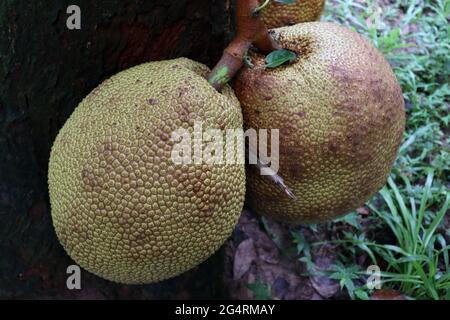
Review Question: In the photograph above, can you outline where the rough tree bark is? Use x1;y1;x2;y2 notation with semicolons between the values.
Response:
0;0;236;299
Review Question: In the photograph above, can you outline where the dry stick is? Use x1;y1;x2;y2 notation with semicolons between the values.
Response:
207;0;298;201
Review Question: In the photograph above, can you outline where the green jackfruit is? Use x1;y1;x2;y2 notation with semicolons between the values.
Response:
261;0;325;29
49;58;245;284
234;22;405;224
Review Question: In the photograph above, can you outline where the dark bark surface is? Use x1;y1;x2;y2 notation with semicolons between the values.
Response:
0;0;234;299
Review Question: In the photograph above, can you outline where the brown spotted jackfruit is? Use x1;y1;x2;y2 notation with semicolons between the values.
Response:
234;23;405;224
48;58;245;284
260;0;325;29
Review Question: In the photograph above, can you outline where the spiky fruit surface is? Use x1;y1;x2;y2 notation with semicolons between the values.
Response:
48;58;245;284
260;0;325;29
234;22;405;224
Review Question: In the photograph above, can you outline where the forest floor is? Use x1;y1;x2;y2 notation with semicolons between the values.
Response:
225;0;449;300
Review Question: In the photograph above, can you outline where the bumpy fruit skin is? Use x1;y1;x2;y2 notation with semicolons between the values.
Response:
48;58;245;284
260;0;325;29
234;23;405;224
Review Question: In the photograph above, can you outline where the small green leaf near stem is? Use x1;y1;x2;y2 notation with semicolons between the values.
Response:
265;49;297;68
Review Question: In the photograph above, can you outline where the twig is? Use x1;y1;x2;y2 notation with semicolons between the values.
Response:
246;145;298;201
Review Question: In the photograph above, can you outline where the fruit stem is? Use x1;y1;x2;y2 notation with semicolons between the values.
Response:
207;0;297;201
207;0;280;91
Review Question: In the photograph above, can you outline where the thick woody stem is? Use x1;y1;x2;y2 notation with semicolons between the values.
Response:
207;0;297;201
208;0;280;91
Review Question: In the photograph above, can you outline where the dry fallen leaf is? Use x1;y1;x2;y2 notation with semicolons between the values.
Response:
310;246;340;298
371;289;408;300
225;210;315;300
233;238;257;280
356;207;370;216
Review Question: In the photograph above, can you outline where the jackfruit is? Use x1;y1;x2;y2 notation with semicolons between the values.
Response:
234;22;405;224
48;58;246;284
260;0;325;29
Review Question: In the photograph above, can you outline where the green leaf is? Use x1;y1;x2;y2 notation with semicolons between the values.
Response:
265;50;297;69
355;289;370;300
423;193;449;249
246;280;272;300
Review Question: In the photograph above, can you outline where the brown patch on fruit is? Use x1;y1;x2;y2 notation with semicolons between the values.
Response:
280;35;315;62
281;149;305;180
284;164;304;180
159;130;171;142
295;111;306;118
328;141;339;154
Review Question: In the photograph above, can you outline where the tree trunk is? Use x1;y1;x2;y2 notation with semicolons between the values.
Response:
0;0;235;299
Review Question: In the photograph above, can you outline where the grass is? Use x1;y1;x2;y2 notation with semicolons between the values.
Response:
283;0;449;300
305;174;449;300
